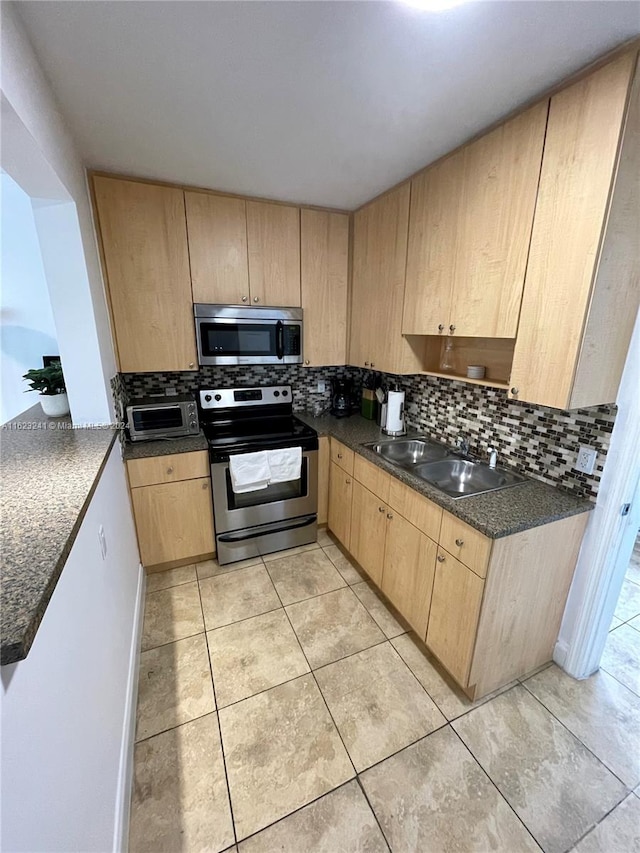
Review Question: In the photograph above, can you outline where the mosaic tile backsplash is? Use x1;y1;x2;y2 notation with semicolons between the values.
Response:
112;366;615;501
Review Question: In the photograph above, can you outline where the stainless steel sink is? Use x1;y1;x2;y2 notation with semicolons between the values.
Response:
413;458;528;499
365;438;450;468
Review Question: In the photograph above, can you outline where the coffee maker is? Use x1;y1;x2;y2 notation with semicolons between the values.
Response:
330;377;353;418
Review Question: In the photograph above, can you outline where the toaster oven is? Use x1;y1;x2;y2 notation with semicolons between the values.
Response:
126;395;199;442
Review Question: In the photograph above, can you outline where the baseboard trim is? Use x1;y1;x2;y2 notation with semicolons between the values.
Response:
113;562;145;853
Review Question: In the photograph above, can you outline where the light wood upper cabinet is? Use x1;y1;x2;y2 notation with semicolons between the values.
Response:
510;53;639;409
185;192;249;304
246;201;301;307
301;209;349;366
93;177;197;373
350;184;423;374
403;103;547;339
381;514;437;639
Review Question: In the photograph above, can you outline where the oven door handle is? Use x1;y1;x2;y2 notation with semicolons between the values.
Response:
276;320;284;360
217;515;316;542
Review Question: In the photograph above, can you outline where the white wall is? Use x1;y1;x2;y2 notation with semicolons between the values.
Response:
0;2;116;423
0;172;59;423
1;444;143;853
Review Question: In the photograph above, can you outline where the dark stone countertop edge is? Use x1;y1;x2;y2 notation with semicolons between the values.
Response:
121;432;209;461
296;412;593;539
1;430;118;666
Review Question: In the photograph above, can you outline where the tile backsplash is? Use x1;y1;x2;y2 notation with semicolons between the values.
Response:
112;366;615;501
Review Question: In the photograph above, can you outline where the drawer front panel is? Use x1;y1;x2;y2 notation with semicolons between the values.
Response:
440;512;491;578
127;450;209;488
387;477;443;542
353;454;391;503
330;439;354;475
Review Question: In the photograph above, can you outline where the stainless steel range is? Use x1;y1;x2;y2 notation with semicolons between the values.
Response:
199;385;318;564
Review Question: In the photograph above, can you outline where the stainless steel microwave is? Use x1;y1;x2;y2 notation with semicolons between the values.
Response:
126;395;199;441
194;304;303;366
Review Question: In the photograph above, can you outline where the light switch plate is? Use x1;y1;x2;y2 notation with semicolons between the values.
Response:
575;446;597;475
317;381;326;393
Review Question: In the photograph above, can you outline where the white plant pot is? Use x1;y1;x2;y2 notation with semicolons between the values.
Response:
40;392;70;418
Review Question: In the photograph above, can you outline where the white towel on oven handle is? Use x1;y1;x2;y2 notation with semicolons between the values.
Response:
229;451;271;493
267;446;303;484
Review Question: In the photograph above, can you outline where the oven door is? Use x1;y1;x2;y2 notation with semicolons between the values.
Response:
211;449;318;533
196;317;302;366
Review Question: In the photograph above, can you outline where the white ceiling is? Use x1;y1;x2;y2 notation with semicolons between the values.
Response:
15;0;640;209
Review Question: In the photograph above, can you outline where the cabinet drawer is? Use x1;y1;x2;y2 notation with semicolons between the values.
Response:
387;478;442;542
131;477;215;567
439;512;491;578
127;450;209;488
353;454;390;502
330;439;354;475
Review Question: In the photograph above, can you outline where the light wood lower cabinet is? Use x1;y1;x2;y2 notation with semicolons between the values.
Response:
130;477;215;568
350;481;387;585
327;441;589;699
328;461;353;549
317;437;330;526
381;513;437;639
426;548;484;686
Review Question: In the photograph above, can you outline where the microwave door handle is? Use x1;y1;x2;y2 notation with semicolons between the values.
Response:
276;320;284;360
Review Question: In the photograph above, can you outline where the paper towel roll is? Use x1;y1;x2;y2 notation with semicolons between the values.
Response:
386;390;405;434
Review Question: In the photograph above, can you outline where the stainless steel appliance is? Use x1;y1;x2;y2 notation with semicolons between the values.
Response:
200;385;318;564
126;395;199;441
194;304;303;366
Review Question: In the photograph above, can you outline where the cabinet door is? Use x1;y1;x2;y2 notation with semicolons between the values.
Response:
403;153;461;336
301;209;349;366
350;185;422;374
246;201;300;307
509;54;635;409
350;481;387;585
328;461;353;549
93;177;197;373
317;436;330;526
131;477;215;567
426;548;484;686
381;514;437;639
450;102;547;338
185;192;249;304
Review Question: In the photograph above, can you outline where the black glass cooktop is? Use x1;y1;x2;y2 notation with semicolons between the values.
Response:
203;415;318;460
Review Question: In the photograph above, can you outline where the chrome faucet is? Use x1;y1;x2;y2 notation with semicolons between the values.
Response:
488;446;498;469
457;437;470;458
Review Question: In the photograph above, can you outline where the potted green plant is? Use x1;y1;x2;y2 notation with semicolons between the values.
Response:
23;361;70;417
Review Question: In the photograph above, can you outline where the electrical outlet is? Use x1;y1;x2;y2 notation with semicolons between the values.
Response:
575;446;597;475
317;381;326;393
98;525;107;560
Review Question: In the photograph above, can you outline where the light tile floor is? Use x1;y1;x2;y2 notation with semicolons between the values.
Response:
130;534;640;853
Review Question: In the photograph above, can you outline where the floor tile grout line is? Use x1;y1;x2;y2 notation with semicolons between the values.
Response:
568;792;639;852
354;776;392;853
140;627;207;654
201;601;284;634
448;726;544;852
134;707;220;746
196;579;240;849
519;679;635;793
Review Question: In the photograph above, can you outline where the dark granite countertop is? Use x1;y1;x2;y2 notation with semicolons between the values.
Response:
1;404;117;665
122;432;208;461
297;412;593;539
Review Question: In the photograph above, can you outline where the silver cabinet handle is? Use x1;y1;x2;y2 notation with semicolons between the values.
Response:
166;466;174;474
202;481;208;490
438;324;445;332
305;359;310;365
345;478;351;484
371;363;375;368
455;538;464;547
449;324;456;333
437;554;445;563
337;453;342;459
511;387;519;395
188;362;195;369
253;296;259;303
241;295;248;303
378;506;385;513
387;513;393;520
364;361;370;367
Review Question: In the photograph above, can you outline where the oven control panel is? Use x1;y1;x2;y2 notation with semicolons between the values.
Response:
199;386;292;409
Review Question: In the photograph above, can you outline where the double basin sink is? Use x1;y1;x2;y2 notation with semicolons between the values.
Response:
364;437;528;499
